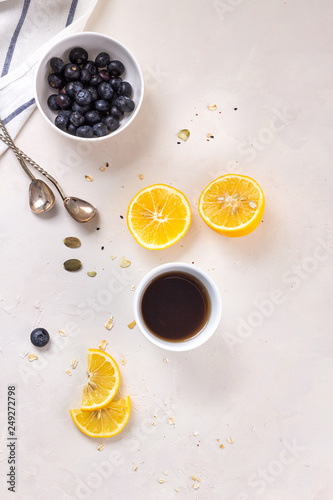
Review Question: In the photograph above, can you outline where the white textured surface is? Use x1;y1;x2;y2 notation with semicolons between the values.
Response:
1;1;333;499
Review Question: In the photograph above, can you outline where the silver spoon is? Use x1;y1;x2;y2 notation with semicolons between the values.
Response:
0;133;98;223
0;119;55;214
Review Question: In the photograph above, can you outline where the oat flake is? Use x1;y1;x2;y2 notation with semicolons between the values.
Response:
97;443;105;451
28;354;38;362
127;320;136;329
99;340;108;350
59;330;67;337
105;317;114;330
65;369;72;376
120;256;131;268
85;175;93;182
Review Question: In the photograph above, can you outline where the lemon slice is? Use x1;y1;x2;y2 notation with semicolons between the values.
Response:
70;396;131;438
81;349;121;411
127;184;192;250
198;174;265;237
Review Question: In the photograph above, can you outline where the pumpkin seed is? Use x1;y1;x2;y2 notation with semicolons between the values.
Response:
63;259;82;272
178;129;190;141
63;236;81;248
87;271;97;277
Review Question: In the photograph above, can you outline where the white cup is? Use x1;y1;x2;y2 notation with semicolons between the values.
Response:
133;262;222;351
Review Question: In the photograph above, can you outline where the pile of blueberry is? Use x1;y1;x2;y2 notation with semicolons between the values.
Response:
47;47;135;138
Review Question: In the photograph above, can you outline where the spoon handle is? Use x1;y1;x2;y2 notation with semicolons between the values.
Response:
0;119;36;182
0;133;66;200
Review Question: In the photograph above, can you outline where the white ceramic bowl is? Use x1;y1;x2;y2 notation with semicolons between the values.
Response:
34;31;144;142
133;263;222;352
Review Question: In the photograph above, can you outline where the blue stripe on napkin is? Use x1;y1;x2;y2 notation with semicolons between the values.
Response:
66;0;79;26
1;0;31;77
3;98;36;125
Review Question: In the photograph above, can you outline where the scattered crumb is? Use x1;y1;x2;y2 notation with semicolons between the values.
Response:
71;358;78;369
133;466;138;471
28;354;38;362
85;175;93;182
87;271;97;277
208;103;217;111
100;167;106;172
59;330;67;337
120;256;131;268
111;255;117;260
193;483;200;490
252;426;256;432
106;162;109;167
19;352;29;359
65;369;72;376
158;478;165;484
168;417;174;425
139;174;144;180
105;317;114;330
152;422;157;426
191;475;197;481
175;488;179;493
219;444;225;449
197;477;201;483
99;340;108;350
178;129;190;141
193;431;198;436
130;285;136;291
164;470;168;476
127;320;136;329
121;357;126;365
97;443;105;451
163;358;168;363
227;437;234;444
207;132;214;138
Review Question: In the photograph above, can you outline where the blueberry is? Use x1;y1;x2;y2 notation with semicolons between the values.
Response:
55;114;68;130
118;81;132;97
30;328;50;347
94;99;111;113
89;74;103;87
109;105;124;120
86;86;99;102
69;47;88;65
66;80;84;99
64;63;81;81
47;94;60;111
98;82;113;100
50;57;65;74
55;93;72;109
48;73;64;89
95;52;110;68
80;69;91;84
58;109;72;120
113;96;135;112
98;70;110;82
72;102;91;114
85;110;102;125
76;125;94;138
110;76;122;92
93;122;109;137
67;123;77;135
82;60;97;75
107;60;125;77
69;111;85;127
103;115;120;132
75;89;92;106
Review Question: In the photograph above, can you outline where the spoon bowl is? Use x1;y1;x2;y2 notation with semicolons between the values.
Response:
64;197;97;223
29;179;55;214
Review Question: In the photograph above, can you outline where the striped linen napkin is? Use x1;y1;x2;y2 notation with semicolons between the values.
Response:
0;0;98;155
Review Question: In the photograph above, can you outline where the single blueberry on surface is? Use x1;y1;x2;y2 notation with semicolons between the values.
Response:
75;89;92;106
30;328;50;347
64;63;81;81
103;115;120;132
107;60;125;77
95;52;111;68
118;81;132;97
47;94;60;111
69;47;88;65
76;125;94;138
98;82;113;100
50;57;65;74
93;122;109;137
48;73;64;89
